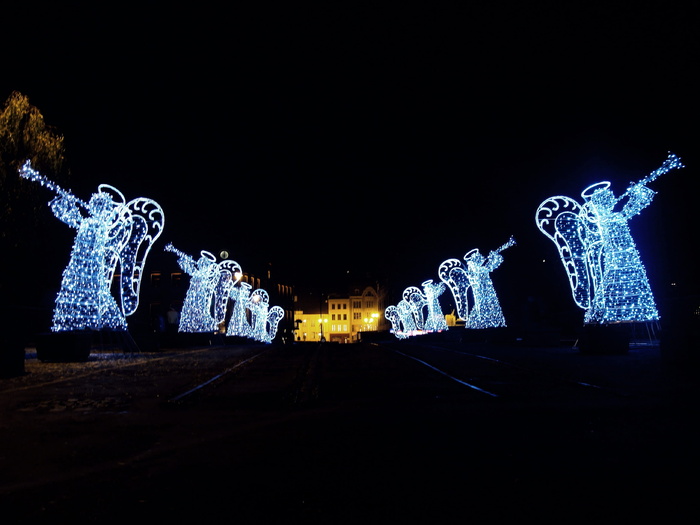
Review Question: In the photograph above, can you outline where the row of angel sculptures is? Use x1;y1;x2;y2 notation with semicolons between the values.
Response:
385;151;684;339
385;237;515;339
20;150;684;343
18;160;283;344
164;244;284;343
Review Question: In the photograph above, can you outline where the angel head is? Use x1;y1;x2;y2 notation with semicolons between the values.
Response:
582;182;616;214
197;250;217;268
464;248;484;266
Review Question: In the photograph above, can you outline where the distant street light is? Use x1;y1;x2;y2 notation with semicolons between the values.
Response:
319;317;327;341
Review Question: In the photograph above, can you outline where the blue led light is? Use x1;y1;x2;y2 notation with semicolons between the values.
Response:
536;152;684;324
20;161;164;332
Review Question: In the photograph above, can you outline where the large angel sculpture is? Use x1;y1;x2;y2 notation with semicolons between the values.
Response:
535;152;683;324
20;161;164;332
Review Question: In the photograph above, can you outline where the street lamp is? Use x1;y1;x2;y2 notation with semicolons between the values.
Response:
319;317;327;342
364;313;379;331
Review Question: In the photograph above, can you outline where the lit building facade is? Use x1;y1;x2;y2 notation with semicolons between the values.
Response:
294;286;385;343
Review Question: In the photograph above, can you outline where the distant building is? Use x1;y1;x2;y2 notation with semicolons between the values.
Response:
294;285;387;343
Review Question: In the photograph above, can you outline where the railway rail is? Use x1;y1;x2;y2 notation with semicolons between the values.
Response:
2;336;692;524
2;336;670;417
370;338;642;405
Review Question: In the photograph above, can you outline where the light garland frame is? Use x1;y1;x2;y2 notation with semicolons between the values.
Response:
535;153;684;324
20;161;164;332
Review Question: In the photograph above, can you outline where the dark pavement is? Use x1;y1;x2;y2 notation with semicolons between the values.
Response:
1;333;698;524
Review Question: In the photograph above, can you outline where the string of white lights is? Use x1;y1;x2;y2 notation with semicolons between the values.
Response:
439;237;515;330
20;161;164;332
385;282;450;339
22;151;684;341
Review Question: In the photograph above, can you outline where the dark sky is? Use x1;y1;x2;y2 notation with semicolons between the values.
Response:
3;3;698;307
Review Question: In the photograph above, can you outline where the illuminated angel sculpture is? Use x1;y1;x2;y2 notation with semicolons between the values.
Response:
384;305;408;339
247;289;285;343
535;152;684;324
385;300;418;339
439;237;515;329
227;281;253;338
19;161;164;332
165;244;235;333
224;284;283;343
421;280;449;332
403;286;426;331
385;283;448;339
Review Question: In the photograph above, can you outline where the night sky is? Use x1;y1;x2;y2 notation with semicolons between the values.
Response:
3;4;698;313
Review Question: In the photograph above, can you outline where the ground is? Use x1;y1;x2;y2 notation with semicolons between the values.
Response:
1;335;698;524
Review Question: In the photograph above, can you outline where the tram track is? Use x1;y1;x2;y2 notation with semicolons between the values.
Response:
167;347;271;404
162;342;329;409
373;339;631;403
2;337;657;417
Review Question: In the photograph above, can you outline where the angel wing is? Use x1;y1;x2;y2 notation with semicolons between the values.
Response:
266;305;285;342
535;196;593;310
438;258;471;321
402;286;426;330
212;260;242;323
119;198;165;316
104;205;133;291
385;305;407;339
397;300;418;334
249;288;270;306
